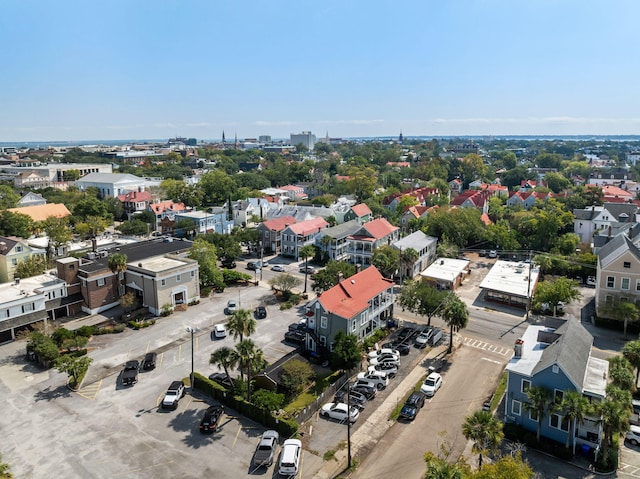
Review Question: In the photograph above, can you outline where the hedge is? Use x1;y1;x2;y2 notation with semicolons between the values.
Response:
192;372;298;438
503;423;572;460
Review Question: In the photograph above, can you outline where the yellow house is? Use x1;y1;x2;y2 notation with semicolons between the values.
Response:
0;236;46;283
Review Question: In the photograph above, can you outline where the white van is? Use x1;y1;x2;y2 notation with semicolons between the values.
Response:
278;439;302;476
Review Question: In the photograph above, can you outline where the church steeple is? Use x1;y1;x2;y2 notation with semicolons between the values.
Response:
399;131;404;144
234;132;238;149
222;131;226;146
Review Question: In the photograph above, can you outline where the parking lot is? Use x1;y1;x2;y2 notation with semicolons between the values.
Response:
0;283;326;478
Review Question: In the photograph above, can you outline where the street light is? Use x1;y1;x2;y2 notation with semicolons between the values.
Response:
186;325;199;388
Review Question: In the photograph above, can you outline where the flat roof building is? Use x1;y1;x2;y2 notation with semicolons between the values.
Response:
419;257;470;290
479;260;540;308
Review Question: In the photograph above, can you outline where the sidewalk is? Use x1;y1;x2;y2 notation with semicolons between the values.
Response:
312;334;464;479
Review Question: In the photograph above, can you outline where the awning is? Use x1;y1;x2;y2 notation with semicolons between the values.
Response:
126;282;143;291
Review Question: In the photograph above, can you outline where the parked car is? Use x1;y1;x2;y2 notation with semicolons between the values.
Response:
284;330;306;344
320;402;360;423
271;265;286;272
199;405;223;433
254;306;267;319
225;299;238;314
299;265;317;274
420;372;443;397
368;348;400;359
399;392;426;420
247;261;263;271
397;326;418;341
540;301;565;315
369;354;400;366
357;371;388;390
278;439;302;476
162;380;186;409
213;324;227;339
221;260;236;269
382;342;411;355
334;389;367;410
122;360;140;386
369;362;398;378
288;322;306;332
253;430;279;468
142;352;157;371
488;250;498;258
208;372;234;389
586;276;597;287
627;425;640;446
414;329;433;349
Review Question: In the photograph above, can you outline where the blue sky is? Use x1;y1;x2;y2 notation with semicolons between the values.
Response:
1;0;639;142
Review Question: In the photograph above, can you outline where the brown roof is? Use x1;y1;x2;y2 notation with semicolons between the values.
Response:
8;203;71;222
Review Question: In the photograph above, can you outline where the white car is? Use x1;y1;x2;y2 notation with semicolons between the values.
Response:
368;348;400;359
414;329;433;348
627;425;640;445
271;265;286;272
586;276;596;287
213;324;226;339
420;372;443;396
369;362;398;378
226;299;238;314
320;402;360;423
357;371;388;390
369;354;400;367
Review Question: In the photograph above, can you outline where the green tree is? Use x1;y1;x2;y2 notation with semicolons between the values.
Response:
397;281;447;326
116;219;149;236
188;237;223;289
608;355;636;391
605;300;639;339
596;397;631;466
73;195;111;220
251;389;285;413
524;385;552;441
533;277;581;316
198;170;237;205
14;254;47;279
440;293;469;353
268;274;302;295
462;410;504;470
205;233;242;264
226;309;257;342
62;169;81;181
0;185;20;209
559;390;590;451
473;452;535;479
107;253;127;298
423;207;485;248
399;247;419;284
74;215;110;240
235;339;266;401
331;331;361;371
54;354;93;387
279;359;314;397
119;291;136;314
209;346;238;390
372;245;400;279
623;340;640;387
40;216;72;259
423;451;468;479
0;453;13;479
0;210;34;238
299;244;316;294
311;260;356;292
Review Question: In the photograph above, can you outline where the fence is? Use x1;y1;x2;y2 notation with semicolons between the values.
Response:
294;367;359;424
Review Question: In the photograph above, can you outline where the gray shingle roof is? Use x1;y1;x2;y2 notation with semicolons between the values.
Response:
532;320;593;390
394;231;437;250
318;220;361;240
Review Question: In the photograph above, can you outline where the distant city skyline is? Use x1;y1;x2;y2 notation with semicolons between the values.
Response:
2;0;639;142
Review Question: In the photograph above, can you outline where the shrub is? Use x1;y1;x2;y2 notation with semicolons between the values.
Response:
128;319;156;330
51;327;74;347
362;328;388;351
75;325;97;338
252;389;286;413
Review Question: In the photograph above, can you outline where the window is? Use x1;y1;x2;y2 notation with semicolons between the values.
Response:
191;271;194;278
15;246;22;252
521;379;531;393
351;319;357;332
605;295;613;305
176;274;181;282
321;316;328;329
606;276;615;288
529;410;539;422
360;312;368;325
550;413;570;431
512;400;522;416
554;389;564;404
68;264;75;270
97;278;105;287
319;336;327;347
21;303;34;313
11;259;17;266
622;278;630;290
161;279;166;286
624;261;631;268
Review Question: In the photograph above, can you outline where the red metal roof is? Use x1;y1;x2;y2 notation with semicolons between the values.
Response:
262;216;297;231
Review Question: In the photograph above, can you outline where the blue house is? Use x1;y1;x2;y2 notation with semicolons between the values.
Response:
504;320;608;456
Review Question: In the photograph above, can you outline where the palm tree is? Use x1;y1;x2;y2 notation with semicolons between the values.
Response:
423;452;466;479
524;385;552;442
596;397;631;464
559;391;590;451
235;339;266;401
226;309;257;342
462;410;504;469
399;247;419;284
319;234;333;261
608;355;636;391
209;346;238;390
299;244;316;294
107;253;128;298
440;293;469;353
623;340;640;387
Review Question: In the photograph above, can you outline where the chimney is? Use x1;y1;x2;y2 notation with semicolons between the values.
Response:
355;264;361;273
608;225;612;238
514;338;524;358
337;272;344;283
629;225;634;239
92;238;97;252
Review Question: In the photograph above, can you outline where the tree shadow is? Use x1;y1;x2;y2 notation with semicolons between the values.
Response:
33;383;72;402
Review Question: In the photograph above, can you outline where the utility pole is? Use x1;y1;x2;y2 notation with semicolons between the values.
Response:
526;250;533;321
186;326;199;388
347;381;352;468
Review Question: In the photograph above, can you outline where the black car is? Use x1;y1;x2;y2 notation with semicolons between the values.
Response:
142;352;157;370
397;327;418;341
351;383;377;400
208;372;234;389
334;389;367;410
284;330;306;344
382;342;410;356
288;322;306;332
399;392;426;420
199;405;224;433
255;306;267;319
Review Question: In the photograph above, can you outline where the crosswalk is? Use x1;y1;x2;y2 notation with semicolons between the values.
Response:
76;379;102;400
462;337;513;357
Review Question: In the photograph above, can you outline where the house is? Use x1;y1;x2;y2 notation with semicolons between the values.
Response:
520;180;546;191
595;184;635;203
174;209;234;236
504;321;608;456
13;171;51;189
314;220;362;262
594;227;640;316
449;178;463;195
117;190;153;219
76;172;159;198
148;200;187;231
420;257;470;290
383;187;441;212
507;191;552;209
347;218;400;268
229;198;269;227
281;217;328;260
279;185;308;202
478;183;509;198
343;203;372;224
257;216;297;255
58;238;198;316
17;192;46;207
450;190;493;214
573;203;639;244
304;266;394;357
8;203;71;222
0;273;72;343
400;205;434;232
0;237;47;283
393;231;438;281
479;260;540;308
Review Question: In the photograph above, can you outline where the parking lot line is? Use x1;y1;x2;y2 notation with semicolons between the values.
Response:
180;396;193;413
158;352;164;369
76;379;102;400
233;423;243;448
145;341;150;353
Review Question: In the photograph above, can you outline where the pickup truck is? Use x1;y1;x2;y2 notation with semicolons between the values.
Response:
253;430;279;468
122;360;139;386
162;380;186;409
